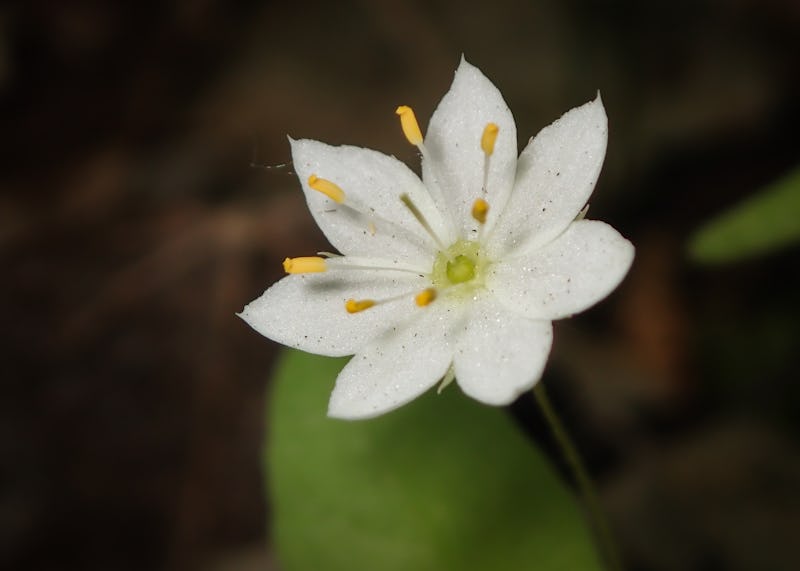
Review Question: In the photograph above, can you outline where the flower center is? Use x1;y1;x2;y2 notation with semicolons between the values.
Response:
446;255;476;284
432;240;488;294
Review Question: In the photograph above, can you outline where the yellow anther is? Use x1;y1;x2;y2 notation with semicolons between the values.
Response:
283;256;327;274
345;298;376;314
395;105;423;146
308;174;345;204
415;288;437;307
481;123;499;155
471;198;489;224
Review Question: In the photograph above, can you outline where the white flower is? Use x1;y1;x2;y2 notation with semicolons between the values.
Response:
240;58;634;420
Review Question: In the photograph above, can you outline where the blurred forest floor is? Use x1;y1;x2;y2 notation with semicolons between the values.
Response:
2;1;800;570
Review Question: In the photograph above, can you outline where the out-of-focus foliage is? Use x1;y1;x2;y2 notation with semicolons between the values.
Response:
689;166;800;264
267;349;601;571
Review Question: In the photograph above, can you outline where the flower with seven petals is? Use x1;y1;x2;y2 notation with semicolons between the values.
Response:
240;58;634;419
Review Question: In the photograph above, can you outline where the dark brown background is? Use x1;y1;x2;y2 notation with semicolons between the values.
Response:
2;1;799;570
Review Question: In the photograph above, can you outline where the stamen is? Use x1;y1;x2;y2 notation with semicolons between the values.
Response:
480;122;499;195
414;288;437;307
283;256;327;274
308;174;346;203
471;198;489;225
400;193;447;250
345;299;375;314
481;123;499;155
575;204;590;221
307;179;445;257
395;106;455;239
344;286;437;316
395;106;423;146
326;255;429;275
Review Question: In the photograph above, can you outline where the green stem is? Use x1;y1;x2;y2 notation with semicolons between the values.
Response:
532;382;624;571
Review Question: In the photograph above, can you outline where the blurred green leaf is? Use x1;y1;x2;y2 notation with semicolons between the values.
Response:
689;166;800;263
267;349;601;571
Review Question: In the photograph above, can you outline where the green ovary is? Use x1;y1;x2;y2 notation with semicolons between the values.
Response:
447;255;476;283
431;240;489;295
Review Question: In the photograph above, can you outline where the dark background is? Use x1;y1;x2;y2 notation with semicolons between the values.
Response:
2;1;799;570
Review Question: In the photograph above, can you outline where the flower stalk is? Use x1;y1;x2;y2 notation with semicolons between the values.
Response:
532;382;624;571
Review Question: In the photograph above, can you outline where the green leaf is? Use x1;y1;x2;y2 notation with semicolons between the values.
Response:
689;166;800;264
267;349;602;571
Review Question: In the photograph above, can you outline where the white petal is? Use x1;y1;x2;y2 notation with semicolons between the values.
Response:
291;138;450;258
422;58;518;239
454;298;552;405
487;95;608;258
239;271;427;357
327;302;462;419
487;220;634;320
